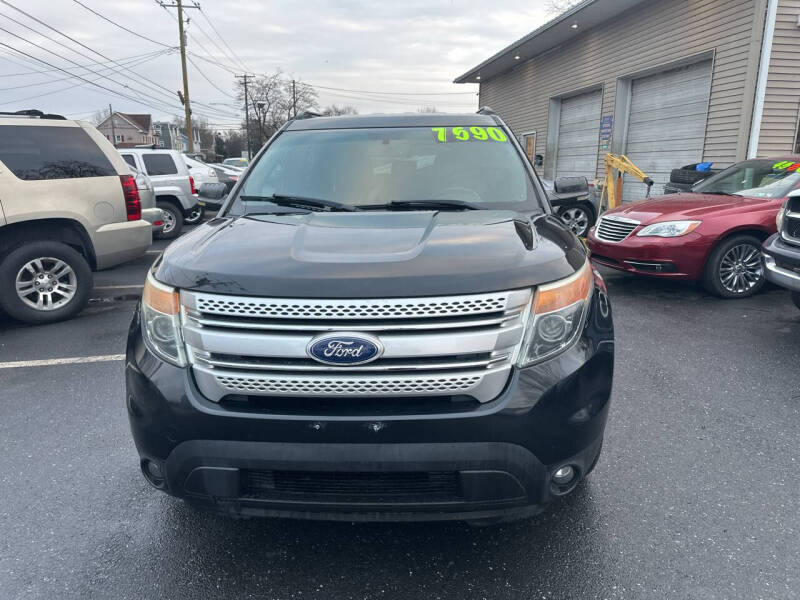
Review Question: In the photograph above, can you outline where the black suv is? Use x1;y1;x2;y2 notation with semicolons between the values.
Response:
126;111;614;522
764;189;800;310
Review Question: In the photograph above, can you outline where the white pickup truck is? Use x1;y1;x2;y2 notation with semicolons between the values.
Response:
119;149;199;239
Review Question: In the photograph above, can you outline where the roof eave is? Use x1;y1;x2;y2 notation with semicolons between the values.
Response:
453;0;596;84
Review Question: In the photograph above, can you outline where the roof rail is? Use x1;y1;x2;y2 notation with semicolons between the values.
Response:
294;110;323;120
476;106;495;116
0;109;66;120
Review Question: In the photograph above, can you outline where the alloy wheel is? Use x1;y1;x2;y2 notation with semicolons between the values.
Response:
718;243;763;294
162;209;176;234
186;206;202;223
15;257;77;311
560;207;590;237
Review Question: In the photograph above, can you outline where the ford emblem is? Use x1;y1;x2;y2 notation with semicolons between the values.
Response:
306;333;384;366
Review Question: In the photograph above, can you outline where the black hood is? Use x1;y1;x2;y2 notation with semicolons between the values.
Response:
155;210;586;298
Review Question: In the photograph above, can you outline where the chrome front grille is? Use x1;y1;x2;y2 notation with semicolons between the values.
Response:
181;289;532;404
782;199;800;246
595;216;640;242
194;293;510;320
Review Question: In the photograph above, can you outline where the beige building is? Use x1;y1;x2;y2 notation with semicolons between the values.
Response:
456;0;800;201
96;113;156;149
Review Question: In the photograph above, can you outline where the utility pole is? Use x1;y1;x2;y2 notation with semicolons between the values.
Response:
236;74;252;160
159;0;199;153
292;79;297;118
108;103;116;148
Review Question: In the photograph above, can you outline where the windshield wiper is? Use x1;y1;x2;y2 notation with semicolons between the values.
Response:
360;199;480;211
238;194;360;212
697;190;741;197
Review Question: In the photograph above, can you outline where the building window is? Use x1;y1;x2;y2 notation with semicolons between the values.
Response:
520;132;537;165
115;134;122;143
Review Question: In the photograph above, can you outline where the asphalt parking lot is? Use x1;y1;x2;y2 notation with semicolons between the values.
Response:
1;221;799;600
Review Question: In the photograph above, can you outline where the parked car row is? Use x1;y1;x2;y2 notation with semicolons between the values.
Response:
0;110;153;324
585;156;800;305
0;109;249;325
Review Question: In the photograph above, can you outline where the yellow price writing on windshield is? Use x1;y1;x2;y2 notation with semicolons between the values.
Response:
431;126;508;143
773;161;800;171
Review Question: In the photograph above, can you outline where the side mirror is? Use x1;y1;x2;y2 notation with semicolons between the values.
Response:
554;176;589;195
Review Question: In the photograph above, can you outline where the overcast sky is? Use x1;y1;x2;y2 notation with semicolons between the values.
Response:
0;0;553;130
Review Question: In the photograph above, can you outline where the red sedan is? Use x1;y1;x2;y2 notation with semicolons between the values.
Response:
587;157;800;298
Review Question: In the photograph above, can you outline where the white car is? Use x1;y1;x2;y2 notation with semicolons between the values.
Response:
182;154;219;187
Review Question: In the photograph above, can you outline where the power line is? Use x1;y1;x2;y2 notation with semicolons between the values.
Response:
0;48;168;78
188;10;249;74
0;50;169;91
0;0;239;119
67;0;242;118
0;3;186;112
196;6;251;73
70;0;174;48
155;1;242;74
0;46;175;107
186;54;236;99
186;51;239;74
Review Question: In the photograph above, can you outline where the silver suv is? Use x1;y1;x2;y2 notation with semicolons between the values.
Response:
0;110;151;324
119;149;198;239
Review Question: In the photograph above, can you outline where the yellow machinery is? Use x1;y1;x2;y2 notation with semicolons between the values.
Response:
600;153;654;211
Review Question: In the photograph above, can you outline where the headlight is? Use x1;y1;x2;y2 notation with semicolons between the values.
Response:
141;272;187;366
636;220;701;237
516;261;593;368
777;204;786;230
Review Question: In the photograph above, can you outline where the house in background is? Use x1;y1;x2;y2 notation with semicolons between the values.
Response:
455;0;800;201
152;122;181;150
152;121;202;153
97;113;156;148
179;127;202;153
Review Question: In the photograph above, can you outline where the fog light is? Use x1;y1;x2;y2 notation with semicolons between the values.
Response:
141;459;165;489
145;460;163;479
552;465;575;485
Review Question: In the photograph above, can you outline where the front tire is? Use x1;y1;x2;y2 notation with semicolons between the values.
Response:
557;204;593;237
184;204;205;225
702;234;765;298
791;291;800;311
156;201;183;239
0;241;92;324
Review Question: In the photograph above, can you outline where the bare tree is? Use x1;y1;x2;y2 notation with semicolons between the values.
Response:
321;104;358;116
544;0;581;15
91;107;111;124
236;70;318;154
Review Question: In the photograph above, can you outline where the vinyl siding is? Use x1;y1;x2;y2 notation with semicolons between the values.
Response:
478;0;766;179
757;0;800;156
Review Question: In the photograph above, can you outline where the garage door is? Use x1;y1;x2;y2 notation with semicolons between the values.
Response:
555;89;602;180
623;60;712;203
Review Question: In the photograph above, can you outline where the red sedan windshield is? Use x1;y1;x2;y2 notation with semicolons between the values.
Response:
693;159;800;199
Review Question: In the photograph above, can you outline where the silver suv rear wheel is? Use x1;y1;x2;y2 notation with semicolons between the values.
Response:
15;257;77;311
0;241;92;324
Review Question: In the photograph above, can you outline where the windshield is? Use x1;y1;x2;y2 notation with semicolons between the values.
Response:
693;159;800;198
228;126;543;214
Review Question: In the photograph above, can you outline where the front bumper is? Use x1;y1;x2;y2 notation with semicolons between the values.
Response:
587;228;707;280
763;234;800;292
125;289;614;521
